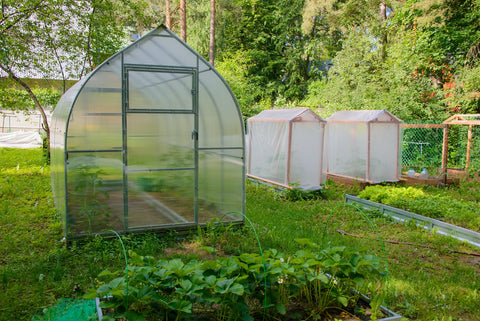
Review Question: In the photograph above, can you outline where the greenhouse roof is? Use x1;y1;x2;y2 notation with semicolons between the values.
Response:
327;110;402;123
248;108;325;122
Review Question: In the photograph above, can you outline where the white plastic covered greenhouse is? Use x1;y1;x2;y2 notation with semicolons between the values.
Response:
51;26;245;239
247;108;326;189
325;110;402;183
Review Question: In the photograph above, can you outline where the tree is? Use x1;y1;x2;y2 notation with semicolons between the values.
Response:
166;0;172;28
218;0;319;105
180;0;186;41
0;0;157;155
209;0;216;66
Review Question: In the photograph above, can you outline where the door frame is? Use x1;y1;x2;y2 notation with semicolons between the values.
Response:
122;64;199;231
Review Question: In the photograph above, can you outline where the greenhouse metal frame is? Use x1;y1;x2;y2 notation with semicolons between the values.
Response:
51;26;245;239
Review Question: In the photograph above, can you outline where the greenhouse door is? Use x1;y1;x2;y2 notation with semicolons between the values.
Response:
123;65;198;230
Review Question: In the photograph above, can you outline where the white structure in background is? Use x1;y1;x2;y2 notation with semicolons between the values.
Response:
247;108;327;190
0;110;52;148
326;110;402;183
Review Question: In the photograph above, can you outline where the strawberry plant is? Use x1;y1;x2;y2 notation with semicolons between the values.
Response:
86;240;386;320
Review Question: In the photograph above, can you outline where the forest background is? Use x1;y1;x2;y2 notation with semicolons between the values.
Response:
1;0;480;133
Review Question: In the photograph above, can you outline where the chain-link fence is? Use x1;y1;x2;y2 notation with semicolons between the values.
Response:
401;122;480;172
447;124;480;170
401;123;444;171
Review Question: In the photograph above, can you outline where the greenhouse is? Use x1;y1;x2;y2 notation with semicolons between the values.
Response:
51;26;245;239
247;108;326;189
325;110;402;183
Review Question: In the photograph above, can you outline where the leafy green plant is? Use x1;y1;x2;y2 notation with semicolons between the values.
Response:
86;240;386;320
72;165;110;235
357;185;480;230
282;184;326;202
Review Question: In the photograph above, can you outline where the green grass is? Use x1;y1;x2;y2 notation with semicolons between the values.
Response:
1;148;479;320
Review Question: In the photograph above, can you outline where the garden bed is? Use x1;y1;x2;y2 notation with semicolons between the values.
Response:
87;241;400;321
96;293;401;321
355;185;480;231
346;194;480;248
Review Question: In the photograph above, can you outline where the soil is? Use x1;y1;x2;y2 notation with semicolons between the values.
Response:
66;187;229;236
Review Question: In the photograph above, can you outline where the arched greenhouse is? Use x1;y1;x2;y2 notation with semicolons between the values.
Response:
51;26;245;239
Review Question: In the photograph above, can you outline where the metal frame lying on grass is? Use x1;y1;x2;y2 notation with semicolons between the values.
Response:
357;292;402;321
345;194;480;248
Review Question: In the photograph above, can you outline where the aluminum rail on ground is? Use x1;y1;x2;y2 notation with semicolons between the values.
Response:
345;194;480;248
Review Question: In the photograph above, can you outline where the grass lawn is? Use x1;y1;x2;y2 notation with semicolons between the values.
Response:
0;148;479;320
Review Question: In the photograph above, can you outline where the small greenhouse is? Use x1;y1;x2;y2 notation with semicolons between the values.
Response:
247;108;326;189
51;26;245;239
325;110;402;183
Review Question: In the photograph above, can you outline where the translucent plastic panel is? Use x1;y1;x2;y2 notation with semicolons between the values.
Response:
326;123;368;179
67;59;122;151
128;71;192;110
52;80;84;141
248;120;288;184
127;170;194;229
370;124;400;182
290;122;325;187
124;35;198;67
126;113;194;171
66;152;124;236
250;108;320;122
198;70;244;148
50;144;66;231
198;149;244;223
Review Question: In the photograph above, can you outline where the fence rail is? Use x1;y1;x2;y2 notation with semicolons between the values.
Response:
0;111;51;134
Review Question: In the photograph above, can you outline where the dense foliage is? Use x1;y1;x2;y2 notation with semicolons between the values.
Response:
3;0;480;124
358;184;480;230
208;0;480;121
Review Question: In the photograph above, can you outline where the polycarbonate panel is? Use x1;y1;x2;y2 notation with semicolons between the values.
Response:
51;77;87;225
198;149;244;223
369;123;400;182
127;170;194;228
248;120;288;184
66;152;124;236
326;122;368;179
50;143;66;229
198;70;243;148
289;122;325;187
52;25;245;238
128;71;193;110
123;34;198;67
66;58;122;151
126;113;194;171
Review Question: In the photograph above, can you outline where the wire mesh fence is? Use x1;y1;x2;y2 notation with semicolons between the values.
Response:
401;123;444;172
401;122;480;172
447;124;480;170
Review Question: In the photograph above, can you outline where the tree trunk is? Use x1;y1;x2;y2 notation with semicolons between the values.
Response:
380;1;387;60
180;0;186;42
209;0;216;66
0;63;51;156
166;0;171;29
